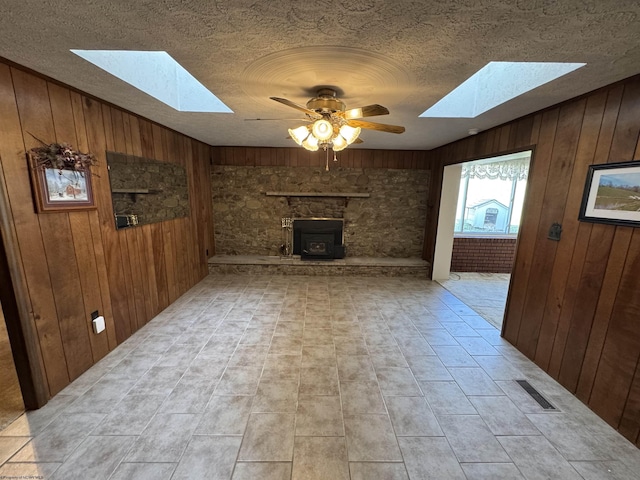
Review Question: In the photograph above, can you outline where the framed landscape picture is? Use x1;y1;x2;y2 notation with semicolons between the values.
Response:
29;154;95;213
579;160;640;227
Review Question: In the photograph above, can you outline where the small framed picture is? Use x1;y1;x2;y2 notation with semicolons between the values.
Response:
28;154;96;213
579;160;640;227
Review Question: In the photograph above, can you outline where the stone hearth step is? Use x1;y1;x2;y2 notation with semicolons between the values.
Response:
208;255;430;277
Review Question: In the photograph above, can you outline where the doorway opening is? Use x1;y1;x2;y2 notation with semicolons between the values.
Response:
432;150;532;329
0;297;24;430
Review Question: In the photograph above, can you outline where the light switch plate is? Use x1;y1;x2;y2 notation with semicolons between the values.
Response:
92;316;105;334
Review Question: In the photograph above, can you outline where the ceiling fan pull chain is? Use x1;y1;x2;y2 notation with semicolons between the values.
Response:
325;149;329;171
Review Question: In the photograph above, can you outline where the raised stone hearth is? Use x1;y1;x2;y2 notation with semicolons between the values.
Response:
208;255;430;277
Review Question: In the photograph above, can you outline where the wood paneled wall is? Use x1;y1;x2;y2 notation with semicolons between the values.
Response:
427;75;640;445
212;146;430;169
0;60;214;400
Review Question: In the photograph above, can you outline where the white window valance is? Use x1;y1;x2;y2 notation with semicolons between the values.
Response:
462;159;529;181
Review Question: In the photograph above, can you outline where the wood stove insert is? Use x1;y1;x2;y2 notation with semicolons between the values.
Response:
293;219;345;260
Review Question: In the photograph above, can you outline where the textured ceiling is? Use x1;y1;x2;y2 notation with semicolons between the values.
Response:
1;1;639;150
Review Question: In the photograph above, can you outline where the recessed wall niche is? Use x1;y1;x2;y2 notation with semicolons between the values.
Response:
106;151;189;228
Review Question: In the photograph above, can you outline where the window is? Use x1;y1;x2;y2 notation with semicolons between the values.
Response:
454;152;531;236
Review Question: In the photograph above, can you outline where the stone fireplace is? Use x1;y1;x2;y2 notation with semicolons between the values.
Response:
211;165;429;258
293;219;345;260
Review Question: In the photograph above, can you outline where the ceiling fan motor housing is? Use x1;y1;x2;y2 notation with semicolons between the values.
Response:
306;88;345;114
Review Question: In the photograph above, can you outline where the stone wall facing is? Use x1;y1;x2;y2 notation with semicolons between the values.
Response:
211;166;430;257
107;152;190;225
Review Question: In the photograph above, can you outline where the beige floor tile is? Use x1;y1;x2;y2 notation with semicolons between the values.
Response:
385;396;443;436
336;355;377;382
252;378;299;413
232;462;292;480
405;355;453;381
340;381;386;415
498;435;584;479
171;436;241;480
295;396;344;436
375;367;422;396
448;367;504;396
349;462;409;480
460;462;525;479
109;463;176;480
399;436;466;479
343;414;402;462
0;462;62;480
125;413;200;463
228;345;270;367
93;394;165;435
437;414;511;463
0;437;30;464
159;375;217;414
49;435;135;480
238;413;295;461
269;336;303;355
469;395;539;435
473;355;523;381
299;366;339;395
431;345;478;367
10;414;104;463
421;381;477;415
301;345;336;367
292;436;349;480
334;337;369;355
215;366;262;395
196;395;253;435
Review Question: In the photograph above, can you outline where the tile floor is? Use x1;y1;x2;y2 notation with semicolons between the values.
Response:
1;275;639;479
438;272;511;329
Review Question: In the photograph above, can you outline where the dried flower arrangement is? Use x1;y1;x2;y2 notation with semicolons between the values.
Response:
29;142;96;176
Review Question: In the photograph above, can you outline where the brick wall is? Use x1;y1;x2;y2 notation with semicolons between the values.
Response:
451;237;517;273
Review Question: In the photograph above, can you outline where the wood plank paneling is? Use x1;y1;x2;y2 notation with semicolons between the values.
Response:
0;59;213;400
519;100;585;361
503;109;558;346
0;67;69;395
590;230;640;428
428;75;640;445
211;146;430;170
84;98;131;345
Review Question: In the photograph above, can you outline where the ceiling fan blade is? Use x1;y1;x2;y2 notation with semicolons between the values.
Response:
341;104;389;120
270;97;319;116
353;138;364;144
347;119;405;134
244;118;310;121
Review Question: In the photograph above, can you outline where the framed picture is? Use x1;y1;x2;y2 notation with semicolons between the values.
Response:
28;154;96;213
579;160;640;227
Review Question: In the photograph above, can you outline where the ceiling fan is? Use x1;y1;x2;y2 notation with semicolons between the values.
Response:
269;88;405;152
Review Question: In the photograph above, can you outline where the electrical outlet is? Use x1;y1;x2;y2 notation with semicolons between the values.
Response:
92;316;105;334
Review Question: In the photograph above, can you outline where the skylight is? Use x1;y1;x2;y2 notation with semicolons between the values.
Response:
70;50;233;113
420;61;585;118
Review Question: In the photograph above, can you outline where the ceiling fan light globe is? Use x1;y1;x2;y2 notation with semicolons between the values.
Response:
312;119;334;141
302;134;319;151
288;125;310;146
332;134;348;151
340;124;361;144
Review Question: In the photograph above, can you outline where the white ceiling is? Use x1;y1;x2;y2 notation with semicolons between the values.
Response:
2;1;639;150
